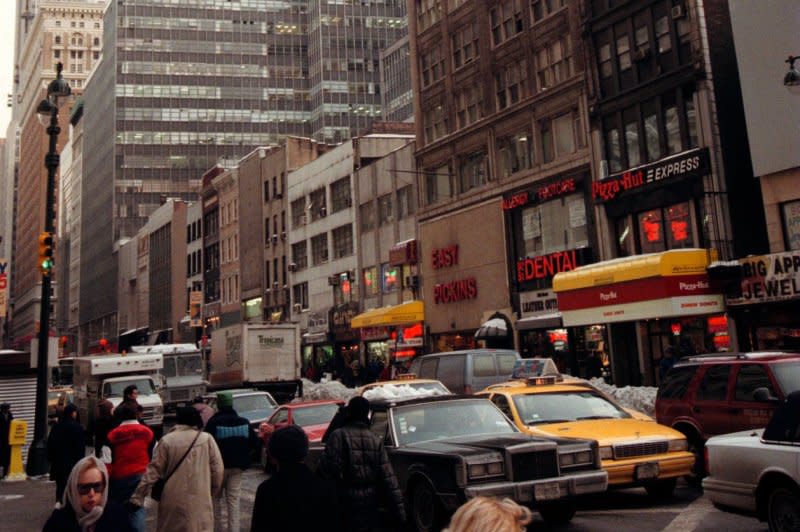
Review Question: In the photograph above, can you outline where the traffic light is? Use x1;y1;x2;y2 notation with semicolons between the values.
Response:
38;232;54;276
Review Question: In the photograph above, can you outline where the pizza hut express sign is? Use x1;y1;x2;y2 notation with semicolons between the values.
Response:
592;148;710;203
431;245;478;304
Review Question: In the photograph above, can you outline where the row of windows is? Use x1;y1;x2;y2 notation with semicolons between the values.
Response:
186;219;202;243
53;34;100;47
221;274;240;305
263;173;286;203
186;249;202;277
53;20;101;29
119;108;311;123
116;132;279;146
423;109;584;205
120;61;268;78
122;16;268;32
358;186;415;231
221;234;239;264
616;201;700;257
290;177;353;228
290;224;354;270
417;0;564;34
118;38;268;55
264;212;287;245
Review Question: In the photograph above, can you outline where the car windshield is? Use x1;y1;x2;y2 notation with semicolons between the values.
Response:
771;361;800;395
233;394;277;422
48;391;60;401
392;399;516;445
292;404;340;427
513;391;630;425
104;378;156;398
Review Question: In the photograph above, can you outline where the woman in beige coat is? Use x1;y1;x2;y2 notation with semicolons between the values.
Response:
130;407;224;532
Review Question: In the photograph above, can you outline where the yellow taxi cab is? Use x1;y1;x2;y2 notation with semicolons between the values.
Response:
477;359;694;498
357;373;451;397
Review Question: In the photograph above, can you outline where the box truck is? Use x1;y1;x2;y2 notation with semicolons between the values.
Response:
130;344;207;413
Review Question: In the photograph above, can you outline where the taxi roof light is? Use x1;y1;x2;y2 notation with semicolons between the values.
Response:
396;373;417;381
511;358;561;382
526;375;560;386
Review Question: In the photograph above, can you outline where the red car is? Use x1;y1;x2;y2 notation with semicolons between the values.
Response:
258;400;343;467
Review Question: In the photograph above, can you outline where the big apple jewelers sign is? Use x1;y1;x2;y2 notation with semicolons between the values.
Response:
727;251;800;306
0;259;8;318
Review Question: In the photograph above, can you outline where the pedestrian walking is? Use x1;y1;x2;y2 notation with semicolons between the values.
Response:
0;402;13;478
115;385;143;423
251;425;340;532
47;404;86;503
43;455;134;532
205;391;258;532
659;347;676;382
94;398;115;459
192;396;214;428
443;497;532;532
107;404;153;532
129;407;224;532
319;396;406;531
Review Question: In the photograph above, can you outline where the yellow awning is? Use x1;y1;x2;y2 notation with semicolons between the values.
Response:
553;249;718;293
350;300;424;329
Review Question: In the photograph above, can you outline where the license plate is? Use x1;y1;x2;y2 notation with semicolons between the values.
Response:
534;481;561;501
635;462;659;480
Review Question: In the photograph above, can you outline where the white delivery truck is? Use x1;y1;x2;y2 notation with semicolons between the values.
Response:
209;323;301;403
131;344;207;413
73;353;165;436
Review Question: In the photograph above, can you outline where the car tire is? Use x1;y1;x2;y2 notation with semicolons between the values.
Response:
677;429;705;487
538;501;577;524
644;478;677;499
409;481;441;532
767;485;800;532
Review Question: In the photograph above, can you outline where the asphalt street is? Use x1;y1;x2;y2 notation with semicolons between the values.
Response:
0;470;767;532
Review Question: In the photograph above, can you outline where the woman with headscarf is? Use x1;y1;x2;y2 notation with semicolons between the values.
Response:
129;407;224;532
42;455;134;532
48;404;87;503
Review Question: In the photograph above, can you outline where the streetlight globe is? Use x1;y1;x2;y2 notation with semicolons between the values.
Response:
47;62;72;108
35;99;55;127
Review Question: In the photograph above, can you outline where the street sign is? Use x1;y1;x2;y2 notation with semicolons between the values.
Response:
189;290;203;327
0;258;8;318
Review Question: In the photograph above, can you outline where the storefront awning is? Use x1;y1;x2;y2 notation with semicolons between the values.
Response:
350;300;424;329
553;249;723;326
517;313;563;330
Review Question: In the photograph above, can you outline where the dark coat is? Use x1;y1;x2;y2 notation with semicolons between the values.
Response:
47;419;85;483
0;410;13;471
205;407;258;470
251;462;341;532
42;500;134;532
319;421;405;531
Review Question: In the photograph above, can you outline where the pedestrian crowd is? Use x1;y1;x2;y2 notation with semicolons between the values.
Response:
35;392;530;531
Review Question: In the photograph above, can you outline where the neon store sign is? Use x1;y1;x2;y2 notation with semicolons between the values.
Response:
431;244;478;304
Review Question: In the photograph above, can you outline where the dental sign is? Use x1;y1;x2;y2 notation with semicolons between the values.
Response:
727;251;800;306
592;148;710;203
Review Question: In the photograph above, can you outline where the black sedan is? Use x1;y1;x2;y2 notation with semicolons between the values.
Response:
310;395;608;531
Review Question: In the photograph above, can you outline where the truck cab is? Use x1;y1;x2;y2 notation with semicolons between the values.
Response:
131;344;207;413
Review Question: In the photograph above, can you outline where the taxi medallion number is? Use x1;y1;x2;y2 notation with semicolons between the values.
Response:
634;462;659;481
534;481;561;501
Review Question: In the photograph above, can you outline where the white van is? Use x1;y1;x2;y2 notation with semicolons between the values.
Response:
408;349;521;394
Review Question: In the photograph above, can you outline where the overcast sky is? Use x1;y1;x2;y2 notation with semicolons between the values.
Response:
0;2;16;136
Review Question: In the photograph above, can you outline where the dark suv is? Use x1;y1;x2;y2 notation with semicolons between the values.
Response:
655;352;800;480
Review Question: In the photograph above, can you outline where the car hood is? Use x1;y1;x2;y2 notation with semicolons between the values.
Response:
404;433;563;456
525;418;685;445
707;428;764;446
302;423;331;443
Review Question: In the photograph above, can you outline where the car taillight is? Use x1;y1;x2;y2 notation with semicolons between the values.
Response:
464;385;473;395
704;446;710;476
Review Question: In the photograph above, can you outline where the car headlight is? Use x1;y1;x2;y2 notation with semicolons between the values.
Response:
599;446;613;460
467;455;504;480
668;439;688;452
154;405;163;416
560;450;594;468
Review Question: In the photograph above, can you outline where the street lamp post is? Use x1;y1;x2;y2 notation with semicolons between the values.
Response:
26;63;71;476
785;55;800;94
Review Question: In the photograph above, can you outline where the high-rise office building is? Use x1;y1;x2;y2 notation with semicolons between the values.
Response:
78;0;409;349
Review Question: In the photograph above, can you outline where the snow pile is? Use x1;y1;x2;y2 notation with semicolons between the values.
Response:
362;384;449;402
300;378;357;402
589;378;658;417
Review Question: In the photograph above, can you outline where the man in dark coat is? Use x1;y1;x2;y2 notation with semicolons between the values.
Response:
251;425;340;532
47;404;86;503
319;396;405;531
0;402;12;477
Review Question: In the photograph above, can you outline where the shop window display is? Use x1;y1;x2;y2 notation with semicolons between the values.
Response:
521;192;588;256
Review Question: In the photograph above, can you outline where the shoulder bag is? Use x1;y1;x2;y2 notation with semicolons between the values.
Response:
151;430;202;501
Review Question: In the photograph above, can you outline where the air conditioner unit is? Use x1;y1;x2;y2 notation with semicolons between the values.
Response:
292;303;302;313
273;281;279;289
671;4;685;18
319;206;327;217
288;262;298;272
405;275;419;288
275;192;283;199
280;231;286;240
328;274;340;286
272;233;278;242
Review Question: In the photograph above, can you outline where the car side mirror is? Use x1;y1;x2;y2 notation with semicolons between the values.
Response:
753;387;779;403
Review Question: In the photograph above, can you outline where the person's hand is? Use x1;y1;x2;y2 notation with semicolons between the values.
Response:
125;500;142;512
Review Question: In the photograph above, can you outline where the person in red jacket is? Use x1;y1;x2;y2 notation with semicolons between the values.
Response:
108;404;153;532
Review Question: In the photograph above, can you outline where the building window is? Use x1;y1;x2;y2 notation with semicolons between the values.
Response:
311;233;328;265
332;224;353;258
458;150;487;193
382;263;399;293
54;50;61;59
421;47;445;87
359;202;375;231
456;85;481;129
541;113;576;163
378;194;393;225
638;202;694;254
92;51;99;60
531;0;564;21
363;267;379;296
291;198;306;228
309;188;326;221
490;0;523;46
616;33;631;72
397;186;415;219
264;218;270;245
293;282;309;310
264;181;270;202
781;200;800;250
417;0;442;32
598;42;612;79
292;241;307;270
642;99;661;162
536;37;573;90
330;177;352;212
603;118;622;174
663;92;681;155
655;15;671;54
495;60;526;110
425;165;451;205
93;37;100;46
684;88;698;148
521;193;588;256
623;108;641;167
55;35;61;44
452;23;478;70
496;130;533;178
423;103;447;143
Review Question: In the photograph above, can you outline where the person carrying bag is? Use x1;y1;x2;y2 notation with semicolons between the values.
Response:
150;429;200;501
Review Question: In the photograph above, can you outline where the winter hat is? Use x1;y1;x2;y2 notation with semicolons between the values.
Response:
176;406;202;428
347;396;370;423
269;425;309;463
216;391;234;409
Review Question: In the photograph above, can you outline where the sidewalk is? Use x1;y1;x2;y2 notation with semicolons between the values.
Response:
0;475;58;531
